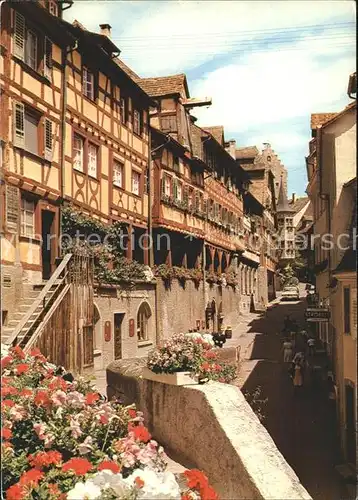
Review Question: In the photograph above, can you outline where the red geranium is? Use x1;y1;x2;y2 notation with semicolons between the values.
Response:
200;362;211;372
134;477;145;489
34;391;51;407
201;485;219;500
98;460;121;473
130;424;152;443
1;428;12;440
1;356;13;370
30;348;46;362
184;469;209;490
19;468;44;487
28;450;62;469
48;377;68;392
2;386;18;397
85;392;100;405
2;399;15;408
62;457;93;475
11;346;25;360
19;389;32;397
6;483;24;500
16;364;29;375
128;408;137;419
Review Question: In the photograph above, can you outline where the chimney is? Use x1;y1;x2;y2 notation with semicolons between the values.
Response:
227;139;236;159
292;193;296;204
99;23;112;38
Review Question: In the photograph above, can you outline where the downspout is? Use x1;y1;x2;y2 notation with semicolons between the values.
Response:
59;40;78;254
201;134;211;312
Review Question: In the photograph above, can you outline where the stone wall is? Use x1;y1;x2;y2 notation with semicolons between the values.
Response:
1;263;25;321
156;278;242;340
107;365;312;500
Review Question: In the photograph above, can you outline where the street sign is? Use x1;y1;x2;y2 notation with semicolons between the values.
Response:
305;308;330;322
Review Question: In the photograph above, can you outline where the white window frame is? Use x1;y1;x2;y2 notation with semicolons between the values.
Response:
137;303;151;342
176;181;183;201
20;198;35;237
88;143;98;178
83;66;95;101
132;170;140;196
164;175;171;197
73;134;84;172
113;160;124;188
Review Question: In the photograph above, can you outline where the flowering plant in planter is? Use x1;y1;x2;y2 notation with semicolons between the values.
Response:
1;345;219;499
147;333;236;384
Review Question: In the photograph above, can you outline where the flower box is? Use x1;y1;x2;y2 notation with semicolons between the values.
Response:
142;367;198;386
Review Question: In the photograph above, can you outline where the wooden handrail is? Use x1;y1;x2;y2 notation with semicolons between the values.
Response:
24;284;71;352
7;253;73;346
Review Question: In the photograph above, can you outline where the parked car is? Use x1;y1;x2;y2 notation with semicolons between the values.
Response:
281;286;300;301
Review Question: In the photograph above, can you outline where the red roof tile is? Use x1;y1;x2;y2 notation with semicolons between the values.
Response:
139;74;189;98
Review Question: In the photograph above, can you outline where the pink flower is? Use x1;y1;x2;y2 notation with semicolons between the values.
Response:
70;417;82;438
66;391;85;409
52;390;67;406
9;405;27;422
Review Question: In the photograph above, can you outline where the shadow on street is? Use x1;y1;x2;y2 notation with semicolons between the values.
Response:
241;296;346;500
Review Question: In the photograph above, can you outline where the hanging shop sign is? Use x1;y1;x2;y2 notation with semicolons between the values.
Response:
104;321;111;342
129;318;135;337
305;308;330;322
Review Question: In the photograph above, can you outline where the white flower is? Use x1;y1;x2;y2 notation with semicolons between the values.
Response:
67;480;101;500
67;391;85;409
1;344;9;358
91;471;132;497
125;468;181;500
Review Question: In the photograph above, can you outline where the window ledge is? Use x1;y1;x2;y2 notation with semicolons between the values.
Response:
93;349;102;357
138;340;153;348
12;57;51;86
14;147;51;165
19;235;41;244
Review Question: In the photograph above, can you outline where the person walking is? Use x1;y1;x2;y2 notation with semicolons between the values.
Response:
282;338;293;363
293;363;303;391
307;337;316;357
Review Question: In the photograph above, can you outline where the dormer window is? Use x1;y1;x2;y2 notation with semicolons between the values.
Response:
47;0;58;16
267;155;271;162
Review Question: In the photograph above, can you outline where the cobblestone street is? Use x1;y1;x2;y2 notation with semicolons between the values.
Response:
231;289;350;500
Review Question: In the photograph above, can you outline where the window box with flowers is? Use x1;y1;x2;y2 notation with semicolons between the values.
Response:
144;332;236;386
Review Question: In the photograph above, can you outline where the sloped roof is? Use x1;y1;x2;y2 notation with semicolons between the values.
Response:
235;146;259;160
203;126;224;145
310;113;338;130
139;74;189;98
115;58;141;81
289;196;310;213
190;123;204;159
277;180;294;213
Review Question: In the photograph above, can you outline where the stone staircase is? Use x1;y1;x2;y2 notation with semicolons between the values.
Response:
1;282;56;346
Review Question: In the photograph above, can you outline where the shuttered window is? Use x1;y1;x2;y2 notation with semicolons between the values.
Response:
132;171;140;196
113;160;124;188
73;134;84;172
13;11;25;60
6;185;20;231
176;181;182;201
24;110;39;155
83;67;95;100
44;119;53;161
88;144;98;178
20;197;35;237
162;175;171;197
120;97;127;124
44;37;52;80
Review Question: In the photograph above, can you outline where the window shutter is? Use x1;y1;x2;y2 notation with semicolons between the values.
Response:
203;198;207;215
183;185;189;203
6;185;20;232
44;37;52;80
173;178;178;199
13;102;25;148
14;11;25;60
44;119;53;161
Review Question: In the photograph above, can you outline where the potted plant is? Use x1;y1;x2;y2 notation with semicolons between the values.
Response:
143;333;236;386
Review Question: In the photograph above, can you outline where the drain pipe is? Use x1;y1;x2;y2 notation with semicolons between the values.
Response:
59;40;78;255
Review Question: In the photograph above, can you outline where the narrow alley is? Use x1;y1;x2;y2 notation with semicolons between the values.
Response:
233;291;347;500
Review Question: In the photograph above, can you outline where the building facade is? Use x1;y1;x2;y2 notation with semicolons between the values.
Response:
306;89;356;466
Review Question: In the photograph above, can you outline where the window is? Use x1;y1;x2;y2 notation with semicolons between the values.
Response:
25;30;37;70
73;134;84;172
120;97;127;124
47;0;58;16
20;198;35;237
132;171;140;196
24;109;39;155
173;156;180;172
137;302;151;342
113;160;124;188
83;66;95;101
44;119;53;161
88;143;98;178
176;181;183;201
133;109;141;135
144;168;149;194
344;287;351;334
162;175;171;197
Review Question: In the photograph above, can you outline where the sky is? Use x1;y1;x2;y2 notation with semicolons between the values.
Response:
64;0;356;197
